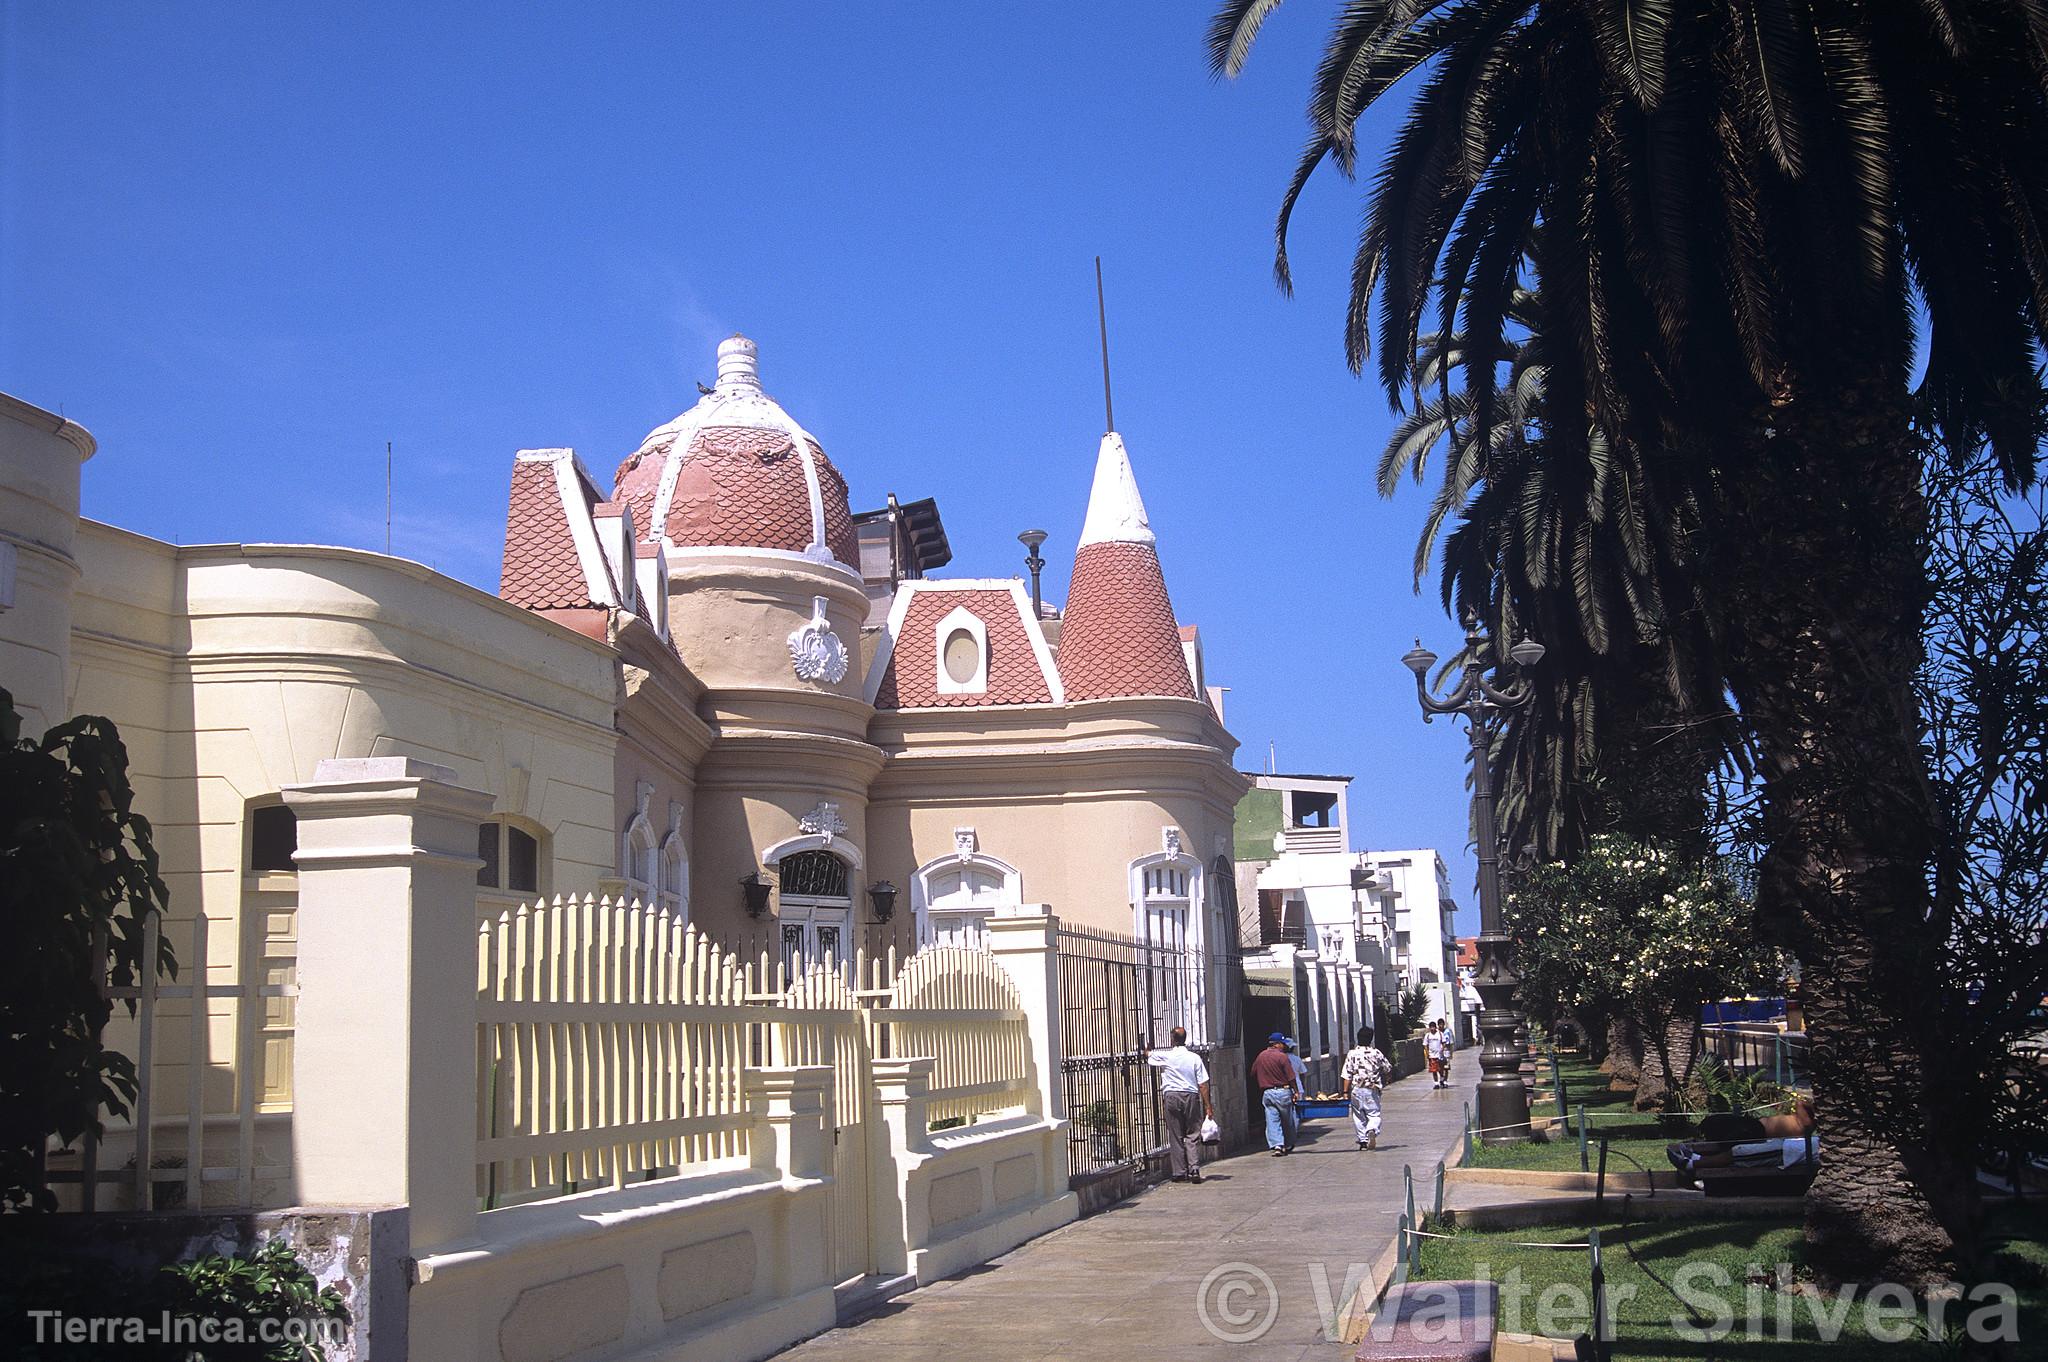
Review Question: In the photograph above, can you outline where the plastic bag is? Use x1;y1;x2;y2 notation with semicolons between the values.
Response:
1199;1117;1221;1144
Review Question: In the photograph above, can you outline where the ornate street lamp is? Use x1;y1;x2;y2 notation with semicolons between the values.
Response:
1019;529;1048;619
1402;617;1545;1144
738;871;773;919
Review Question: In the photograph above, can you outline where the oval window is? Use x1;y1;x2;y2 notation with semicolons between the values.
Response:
942;628;979;684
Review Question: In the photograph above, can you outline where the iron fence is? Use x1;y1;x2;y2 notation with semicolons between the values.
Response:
1700;1024;1809;1087
1054;923;1242;1187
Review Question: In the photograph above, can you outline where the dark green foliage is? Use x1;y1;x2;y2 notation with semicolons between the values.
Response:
0;1236;347;1361
159;1240;347;1361
0;686;174;1212
1920;454;2048;1181
1383;984;1432;1042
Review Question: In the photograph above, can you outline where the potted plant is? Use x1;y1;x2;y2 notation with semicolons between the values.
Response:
1082;1099;1120;1164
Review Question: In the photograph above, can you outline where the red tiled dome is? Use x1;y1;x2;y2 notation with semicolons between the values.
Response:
610;336;858;569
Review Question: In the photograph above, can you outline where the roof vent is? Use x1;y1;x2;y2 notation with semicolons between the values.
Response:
715;334;761;392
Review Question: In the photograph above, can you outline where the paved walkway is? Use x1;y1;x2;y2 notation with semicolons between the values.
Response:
773;1048;1482;1362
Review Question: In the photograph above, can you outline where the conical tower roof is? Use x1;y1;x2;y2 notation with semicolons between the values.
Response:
1057;433;1197;702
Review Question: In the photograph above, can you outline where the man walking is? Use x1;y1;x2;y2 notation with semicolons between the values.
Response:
1147;1026;1214;1182
1340;1025;1394;1150
1250;1032;1300;1155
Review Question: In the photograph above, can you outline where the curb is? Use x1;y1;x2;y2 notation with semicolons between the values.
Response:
1330;1078;1477;1346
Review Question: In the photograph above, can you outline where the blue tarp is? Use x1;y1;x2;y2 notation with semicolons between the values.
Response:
1700;998;1787;1025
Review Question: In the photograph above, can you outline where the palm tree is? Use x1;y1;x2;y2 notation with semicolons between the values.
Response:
1212;0;2048;1285
1393;281;1743;1099
1385;285;1738;863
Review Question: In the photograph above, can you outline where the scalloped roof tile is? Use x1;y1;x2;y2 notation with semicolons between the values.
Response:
876;586;1055;709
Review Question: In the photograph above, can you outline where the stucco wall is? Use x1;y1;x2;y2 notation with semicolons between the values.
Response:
62;527;621;1162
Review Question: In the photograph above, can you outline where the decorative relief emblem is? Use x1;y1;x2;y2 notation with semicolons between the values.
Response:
1163;827;1184;858
798;801;848;846
953;827;978;863
788;596;849;685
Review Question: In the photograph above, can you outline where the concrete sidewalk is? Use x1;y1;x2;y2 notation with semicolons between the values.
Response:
771;1048;1482;1362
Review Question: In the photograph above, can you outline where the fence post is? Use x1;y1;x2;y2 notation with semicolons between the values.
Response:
1433;1160;1446;1219
985;911;1065;1121
1774;1033;1784;1088
1464;1100;1475;1163
285;756;493;1257
1577;1104;1589;1172
1404;1164;1416;1230
745;1065;836;1296
1588;1226;1607;1362
987;910;1083;1211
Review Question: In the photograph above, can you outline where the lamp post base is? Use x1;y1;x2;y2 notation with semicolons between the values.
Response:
1473;935;1531;1144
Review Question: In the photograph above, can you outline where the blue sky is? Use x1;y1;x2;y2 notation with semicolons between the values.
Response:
3;3;1489;933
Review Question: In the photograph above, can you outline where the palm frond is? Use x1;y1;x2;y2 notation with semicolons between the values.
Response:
1208;0;1295;77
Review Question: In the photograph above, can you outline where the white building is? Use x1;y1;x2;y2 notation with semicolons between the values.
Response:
1231;773;1400;1085
1361;848;1462;1029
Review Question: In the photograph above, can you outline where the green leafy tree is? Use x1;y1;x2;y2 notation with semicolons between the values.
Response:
0;686;173;1210
1920;453;2048;1188
1508;835;1781;1105
1211;0;2048;1284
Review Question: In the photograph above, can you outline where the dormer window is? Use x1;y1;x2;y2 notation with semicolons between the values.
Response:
933;605;988;695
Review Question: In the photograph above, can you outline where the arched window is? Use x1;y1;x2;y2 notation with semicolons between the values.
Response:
776;849;853;974
248;804;298;873
1130;848;1205;1044
478;818;548;897
622;816;657;900
658;832;689;920
912;848;1020;947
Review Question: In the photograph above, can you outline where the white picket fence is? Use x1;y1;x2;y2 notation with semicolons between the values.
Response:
474;896;1037;1209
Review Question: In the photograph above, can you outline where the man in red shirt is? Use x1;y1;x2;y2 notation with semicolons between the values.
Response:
1249;1032;1300;1155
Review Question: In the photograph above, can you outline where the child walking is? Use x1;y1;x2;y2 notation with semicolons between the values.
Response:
1425;1019;1452;1088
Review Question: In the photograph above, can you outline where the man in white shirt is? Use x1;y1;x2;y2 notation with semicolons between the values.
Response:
1147;1026;1215;1182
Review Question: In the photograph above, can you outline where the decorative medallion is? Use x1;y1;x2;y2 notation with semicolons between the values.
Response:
1162;826;1184;858
788;595;849;685
953;827;978;863
798;800;848;846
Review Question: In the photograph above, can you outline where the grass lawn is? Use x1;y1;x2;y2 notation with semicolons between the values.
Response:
1410;1205;2048;1360
1466;1052;1686;1175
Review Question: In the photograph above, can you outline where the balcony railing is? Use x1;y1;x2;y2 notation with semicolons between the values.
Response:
1279;826;1343;854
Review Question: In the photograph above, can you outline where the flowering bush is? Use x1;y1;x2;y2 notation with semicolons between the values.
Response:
1508;834;1782;1100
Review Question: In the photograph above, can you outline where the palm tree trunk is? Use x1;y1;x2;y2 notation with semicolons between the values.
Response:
1719;379;1975;1287
1602;1015;1643;1087
1633;1011;1702;1110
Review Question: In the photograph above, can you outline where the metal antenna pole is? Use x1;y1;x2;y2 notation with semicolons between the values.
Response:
1095;256;1115;433
385;441;393;555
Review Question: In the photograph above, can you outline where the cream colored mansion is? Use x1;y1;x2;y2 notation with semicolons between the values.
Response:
1;336;1246;1122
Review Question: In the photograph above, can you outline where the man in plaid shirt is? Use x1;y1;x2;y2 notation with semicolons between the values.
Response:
1339;1025;1395;1150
